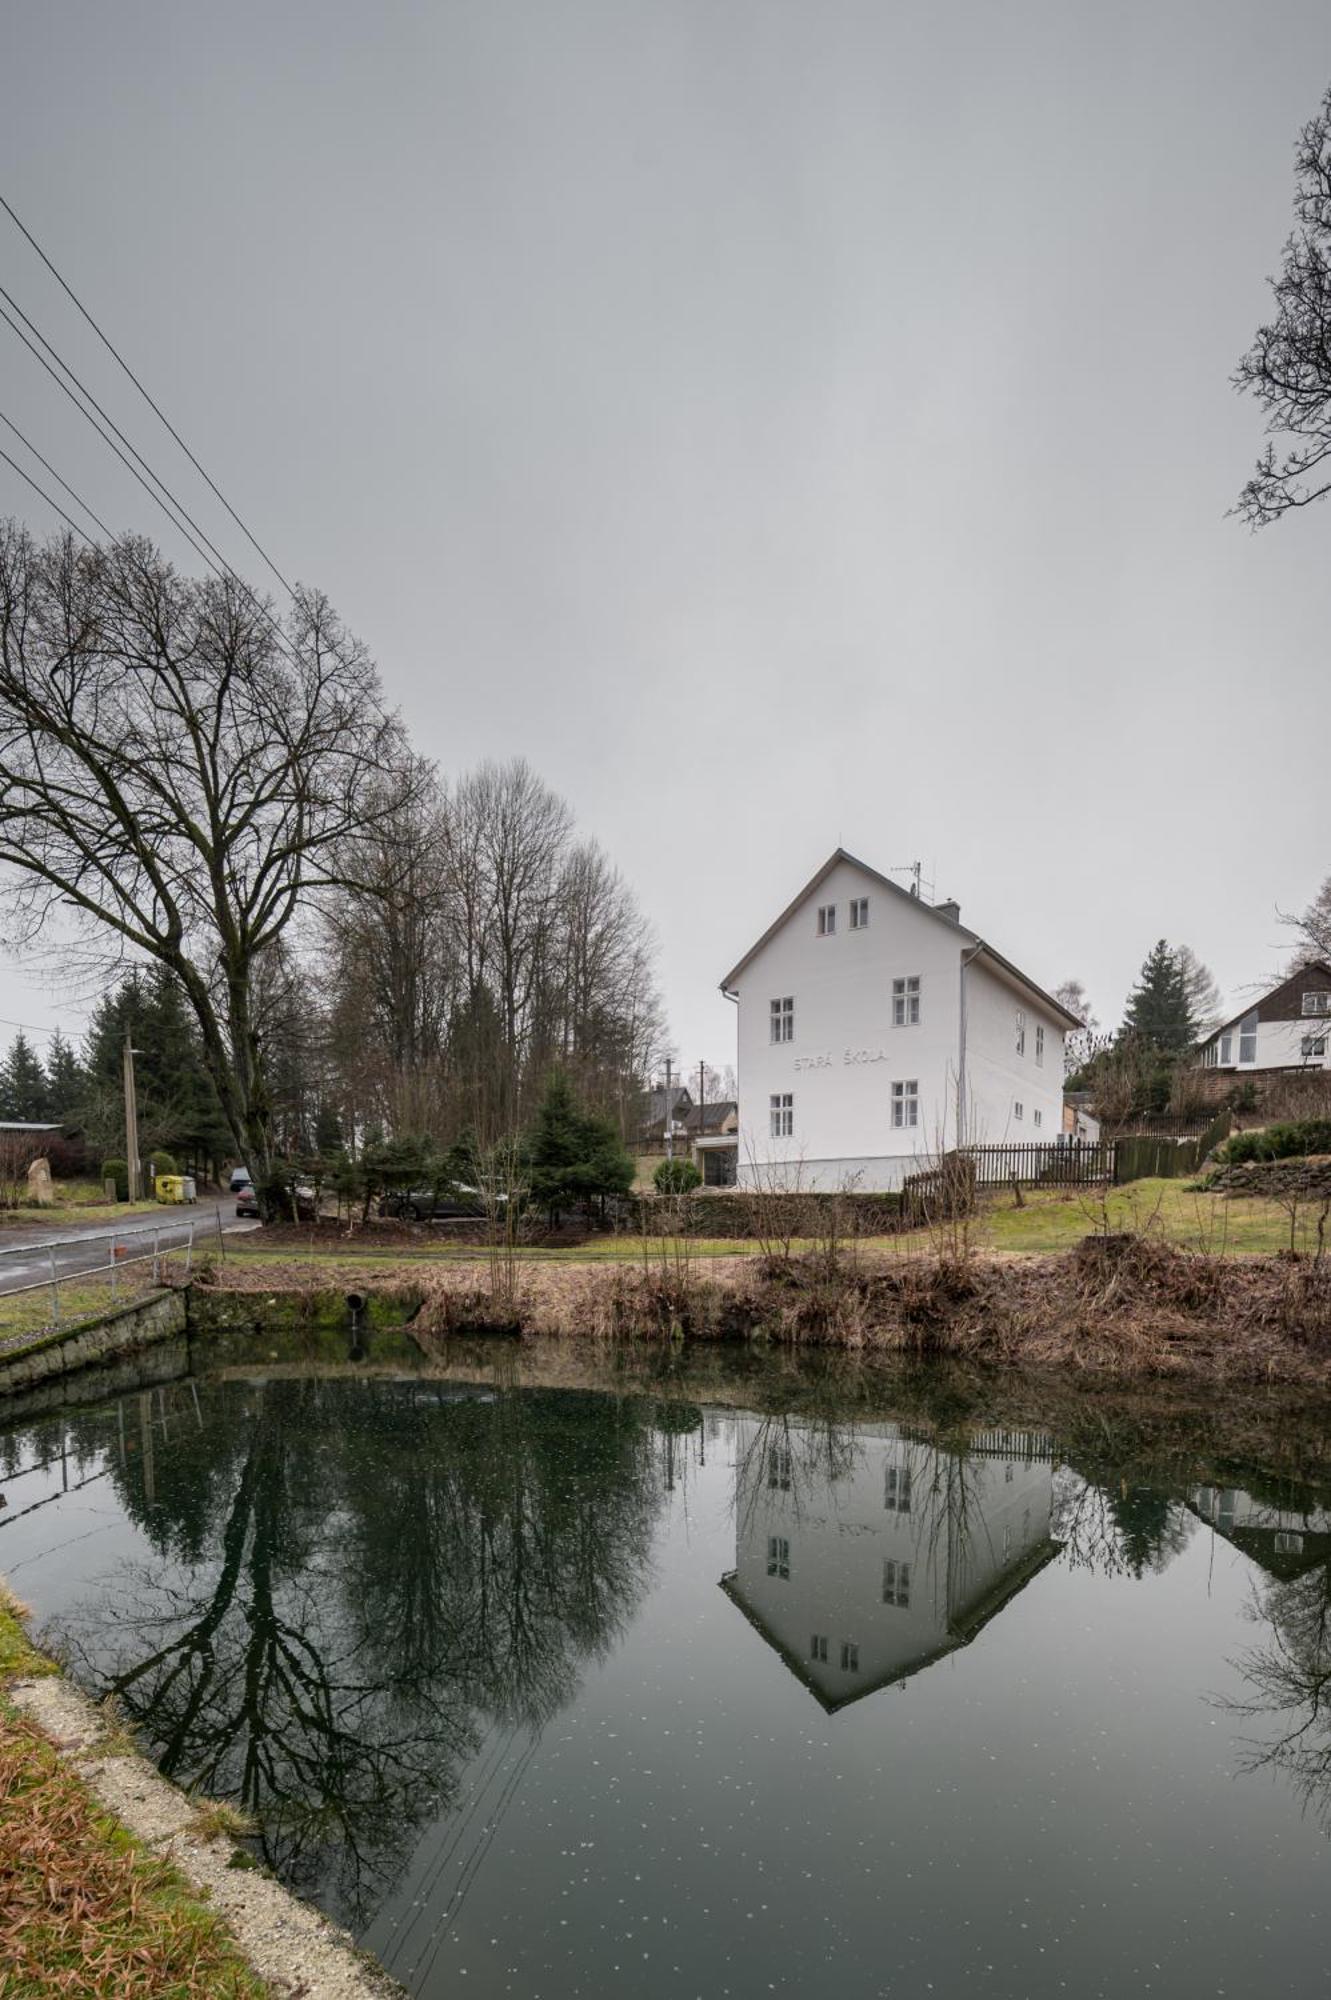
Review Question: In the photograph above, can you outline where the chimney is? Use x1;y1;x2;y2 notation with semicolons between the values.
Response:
936;898;961;924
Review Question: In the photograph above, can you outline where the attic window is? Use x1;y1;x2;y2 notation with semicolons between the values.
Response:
1303;991;1330;1017
1239;1012;1258;1064
817;904;836;937
849;897;869;930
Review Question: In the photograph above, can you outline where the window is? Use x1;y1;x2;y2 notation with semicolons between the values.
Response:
810;1634;828;1662
882;1559;911;1608
1004;1462;1014;1484
892;975;921;1026
767;1445;792;1491
1238;1012;1258;1065
1219;1032;1233;1065
766;1535;790;1580
1275;1530;1305;1555
1303;991;1331;1017
849;897;869;930
1035;1024;1045;1067
1003;1525;1012;1560
769;1093;793;1138
884;1463;911;1514
1015;1009;1026;1057
840;1641;860;1673
817;903;836;937
891;1079;919;1129
1013;1101;1024;1121
1033;1108;1043;1128
770;995;794;1044
1303;1034;1328;1060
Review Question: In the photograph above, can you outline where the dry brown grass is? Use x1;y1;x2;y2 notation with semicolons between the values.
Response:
402;1237;1331;1384
0;1705;267;1997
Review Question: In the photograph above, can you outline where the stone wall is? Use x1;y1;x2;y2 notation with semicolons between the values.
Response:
0;1288;188;1397
1208;1158;1331;1199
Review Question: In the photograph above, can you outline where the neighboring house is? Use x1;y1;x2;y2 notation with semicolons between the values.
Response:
1062;1095;1101;1142
720;849;1078;1191
637;1083;694;1152
685;1099;739;1186
1197;961;1331;1075
720;1416;1059;1713
1187;1483;1331;1582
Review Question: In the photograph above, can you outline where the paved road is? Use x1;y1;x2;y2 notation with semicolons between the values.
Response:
0;1197;256;1297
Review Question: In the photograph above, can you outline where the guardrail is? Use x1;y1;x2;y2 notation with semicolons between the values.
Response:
0;1209;226;1338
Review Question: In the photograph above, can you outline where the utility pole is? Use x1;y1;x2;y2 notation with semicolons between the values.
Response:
698;1060;706;1133
123;1033;141;1201
664;1055;673;1161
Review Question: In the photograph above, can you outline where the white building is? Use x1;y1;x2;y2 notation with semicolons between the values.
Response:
721;850;1079;1190
1197;960;1331;1076
721;1417;1058;1712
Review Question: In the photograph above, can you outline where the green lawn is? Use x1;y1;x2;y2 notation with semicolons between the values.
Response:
0;1183;161;1227
972;1177;1326;1257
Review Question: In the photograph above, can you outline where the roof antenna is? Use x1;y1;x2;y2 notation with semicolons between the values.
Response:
888;861;923;899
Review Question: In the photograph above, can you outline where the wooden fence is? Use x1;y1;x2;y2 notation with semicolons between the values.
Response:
961;1141;1115;1188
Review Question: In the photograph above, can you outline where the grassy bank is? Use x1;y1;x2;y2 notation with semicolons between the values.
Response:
0;1588;267;1999
195;1227;1331;1386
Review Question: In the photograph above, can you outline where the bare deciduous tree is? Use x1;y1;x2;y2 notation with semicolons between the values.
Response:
0;526;419;1207
1235;85;1331;527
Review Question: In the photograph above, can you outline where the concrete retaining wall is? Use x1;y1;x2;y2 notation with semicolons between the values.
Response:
0;1288;188;1398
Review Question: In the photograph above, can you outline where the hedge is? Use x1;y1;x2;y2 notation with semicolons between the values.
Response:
1222;1119;1331;1166
625;1189;905;1239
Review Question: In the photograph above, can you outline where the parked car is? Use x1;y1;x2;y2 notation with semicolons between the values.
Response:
379;1185;486;1222
235;1181;261;1218
229;1165;252;1193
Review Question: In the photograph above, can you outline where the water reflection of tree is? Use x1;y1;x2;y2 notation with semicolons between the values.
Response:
53;1379;665;1926
1052;1467;1194;1579
1227;1563;1331;1835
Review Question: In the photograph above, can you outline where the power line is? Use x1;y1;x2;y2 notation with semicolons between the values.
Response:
0;193;296;601
0;443;92;545
0;286;241;585
0;409;114;539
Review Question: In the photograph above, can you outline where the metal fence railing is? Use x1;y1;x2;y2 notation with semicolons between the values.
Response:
0;1209;226;1340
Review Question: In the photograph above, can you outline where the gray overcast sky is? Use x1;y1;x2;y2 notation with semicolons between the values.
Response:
1;0;1328;1070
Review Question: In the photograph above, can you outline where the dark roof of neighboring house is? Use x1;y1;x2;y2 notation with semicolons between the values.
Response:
718;848;1081;1029
683;1100;737;1135
1201;960;1331;1043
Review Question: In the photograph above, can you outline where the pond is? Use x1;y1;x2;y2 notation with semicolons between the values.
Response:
3;1331;1331;1998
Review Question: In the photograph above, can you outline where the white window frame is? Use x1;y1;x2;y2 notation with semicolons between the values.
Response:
816;903;836;937
892;975;921;1027
767;1535;790;1579
884;1463;911;1514
1015;1009;1026;1058
1302;991;1330;1017
810;1634;828;1662
882;1558;911;1608
1035;1023;1045;1067
1013;1101;1024;1121
1303;1033;1328;1061
1219;1031;1233;1065
1238;1012;1258;1065
769;1092;794;1139
849;896;869;930
769;995;794;1044
840;1641;860;1673
1033;1108;1043;1128
891;1079;919;1129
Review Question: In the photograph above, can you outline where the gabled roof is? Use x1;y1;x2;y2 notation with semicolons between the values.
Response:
1200;959;1331;1044
719;847;1082;1029
719;1535;1062;1714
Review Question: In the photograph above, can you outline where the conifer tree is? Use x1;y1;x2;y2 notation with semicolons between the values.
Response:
1123;942;1196;1054
0;1032;51;1121
45;1031;85;1119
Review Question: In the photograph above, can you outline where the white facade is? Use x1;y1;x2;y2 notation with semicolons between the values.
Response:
722;852;1075;1191
722;1417;1057;1710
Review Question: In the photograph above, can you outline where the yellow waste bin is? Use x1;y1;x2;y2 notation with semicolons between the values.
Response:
155;1174;186;1203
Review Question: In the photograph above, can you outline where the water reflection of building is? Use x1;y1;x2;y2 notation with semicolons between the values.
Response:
1188;1485;1331;1581
721;1418;1059;1711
